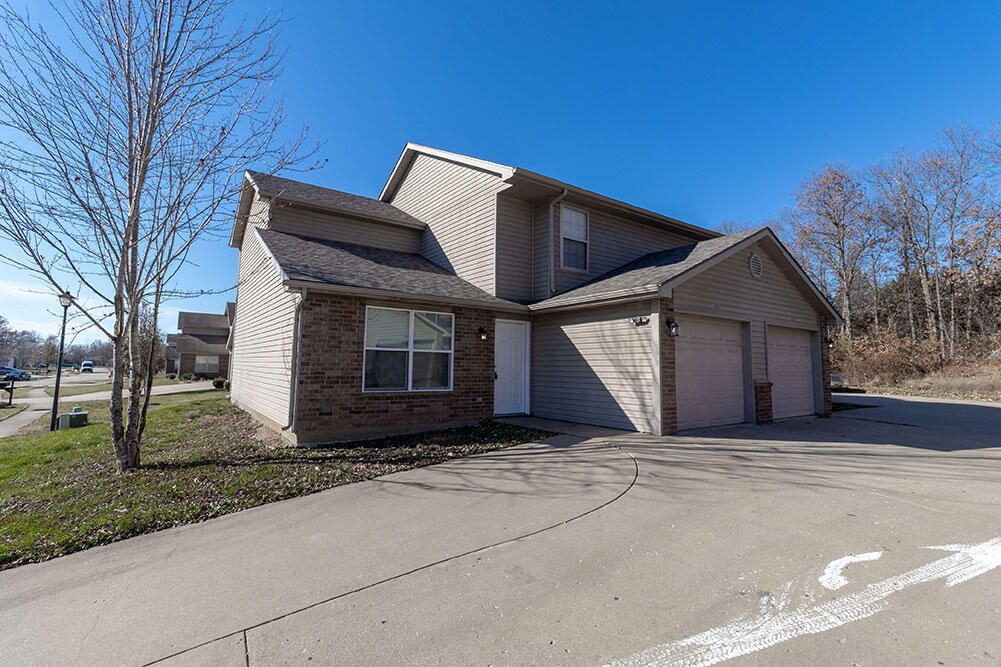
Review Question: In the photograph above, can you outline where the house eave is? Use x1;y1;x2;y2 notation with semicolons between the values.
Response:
379;142;515;202
529;286;661;313
283;279;530;314
507;168;721;241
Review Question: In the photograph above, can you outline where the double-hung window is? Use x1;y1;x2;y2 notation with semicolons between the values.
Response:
561;205;589;271
363;306;453;391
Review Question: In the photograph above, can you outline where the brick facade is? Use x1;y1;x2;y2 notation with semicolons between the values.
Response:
178;353;229;379
293;293;501;443
819;317;833;417
754;381;773;424
659;297;677;435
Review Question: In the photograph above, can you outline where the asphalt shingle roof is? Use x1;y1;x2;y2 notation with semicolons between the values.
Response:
175;333;229;356
256;228;524;309
532;227;765;310
177;311;230;331
247;171;423;228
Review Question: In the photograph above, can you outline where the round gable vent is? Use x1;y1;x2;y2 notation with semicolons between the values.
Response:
748;253;764;279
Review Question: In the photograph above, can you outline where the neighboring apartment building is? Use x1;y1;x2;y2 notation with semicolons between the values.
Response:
229;143;840;444
174;304;236;378
164;334;179;375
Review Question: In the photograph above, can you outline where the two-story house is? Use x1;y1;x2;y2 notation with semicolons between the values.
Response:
174;305;235;379
228;143;840;444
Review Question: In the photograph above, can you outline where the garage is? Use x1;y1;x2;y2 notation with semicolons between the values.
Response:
675;314;747;429
767;325;816;419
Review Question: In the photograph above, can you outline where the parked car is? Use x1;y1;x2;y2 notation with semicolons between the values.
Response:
1;367;31;381
62;361;79;370
80;361;94;373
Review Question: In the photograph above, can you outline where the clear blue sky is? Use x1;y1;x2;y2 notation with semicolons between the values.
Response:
3;0;1001;340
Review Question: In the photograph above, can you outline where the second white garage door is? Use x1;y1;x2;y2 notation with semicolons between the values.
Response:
676;315;746;430
767;325;816;419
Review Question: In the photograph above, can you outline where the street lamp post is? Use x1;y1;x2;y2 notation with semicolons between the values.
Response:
49;291;73;431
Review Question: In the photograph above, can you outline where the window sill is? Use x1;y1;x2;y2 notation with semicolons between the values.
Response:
361;388;453;394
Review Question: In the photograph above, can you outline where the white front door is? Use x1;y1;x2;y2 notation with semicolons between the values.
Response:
494;319;529;415
675;314;747;430
768;325;816;419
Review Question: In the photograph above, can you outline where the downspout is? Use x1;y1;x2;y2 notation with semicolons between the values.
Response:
548;187;569;295
283;287;306;432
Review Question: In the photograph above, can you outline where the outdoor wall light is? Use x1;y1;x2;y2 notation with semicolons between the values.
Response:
824;337;834;349
630;315;650;327
666;318;679;337
478;326;488;341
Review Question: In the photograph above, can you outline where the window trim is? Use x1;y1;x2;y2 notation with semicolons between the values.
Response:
559;204;590;273
362;305;454;393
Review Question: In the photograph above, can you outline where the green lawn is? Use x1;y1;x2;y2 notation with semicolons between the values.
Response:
0;403;27;421
0;392;551;570
44;375;175;397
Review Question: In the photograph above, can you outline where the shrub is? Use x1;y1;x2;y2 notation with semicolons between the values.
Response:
832;333;942;386
166;373;176;380
179;373;192;381
212;377;226;389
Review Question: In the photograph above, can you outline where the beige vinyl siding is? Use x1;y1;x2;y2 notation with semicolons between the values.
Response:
268;204;419;253
532;204;550;300
229;229;298;426
247;196;270;230
532;302;655;432
549;203;696;294
673;240;818;381
495;194;534;302
389;153;504;294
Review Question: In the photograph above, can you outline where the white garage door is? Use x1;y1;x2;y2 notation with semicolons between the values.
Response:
676;315;746;430
768;326;816;419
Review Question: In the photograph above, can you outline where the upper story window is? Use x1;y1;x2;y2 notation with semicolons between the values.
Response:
561;205;589;272
363;306;453;392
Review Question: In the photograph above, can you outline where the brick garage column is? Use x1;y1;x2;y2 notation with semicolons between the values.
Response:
658;297;677;435
819;317;833;417
754;381;773;424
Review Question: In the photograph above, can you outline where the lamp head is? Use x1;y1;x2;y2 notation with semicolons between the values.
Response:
58;291;73;308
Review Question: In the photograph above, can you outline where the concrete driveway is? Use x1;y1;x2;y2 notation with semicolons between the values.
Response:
2;394;1000;666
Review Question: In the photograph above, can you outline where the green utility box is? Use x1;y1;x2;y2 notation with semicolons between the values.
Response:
57;406;88;430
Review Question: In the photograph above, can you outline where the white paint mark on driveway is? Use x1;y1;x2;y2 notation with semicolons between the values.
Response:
819;551;883;590
607;537;1001;667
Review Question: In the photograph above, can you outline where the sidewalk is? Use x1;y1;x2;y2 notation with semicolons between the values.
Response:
0;383;219;438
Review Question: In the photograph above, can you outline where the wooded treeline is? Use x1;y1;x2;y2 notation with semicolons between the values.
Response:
783;124;1001;382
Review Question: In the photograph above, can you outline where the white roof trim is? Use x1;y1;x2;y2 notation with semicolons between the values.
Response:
251;225;289;283
379;142;515;201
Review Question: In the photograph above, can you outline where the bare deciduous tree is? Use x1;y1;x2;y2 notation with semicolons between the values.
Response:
0;0;316;470
786;164;882;338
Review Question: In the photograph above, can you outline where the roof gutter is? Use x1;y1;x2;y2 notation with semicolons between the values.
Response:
511;168;721;241
529;285;661;313
548;188;569;295
283;280;530;314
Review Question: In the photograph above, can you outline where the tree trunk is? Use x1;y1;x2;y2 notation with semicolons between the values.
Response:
124;295;143;469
